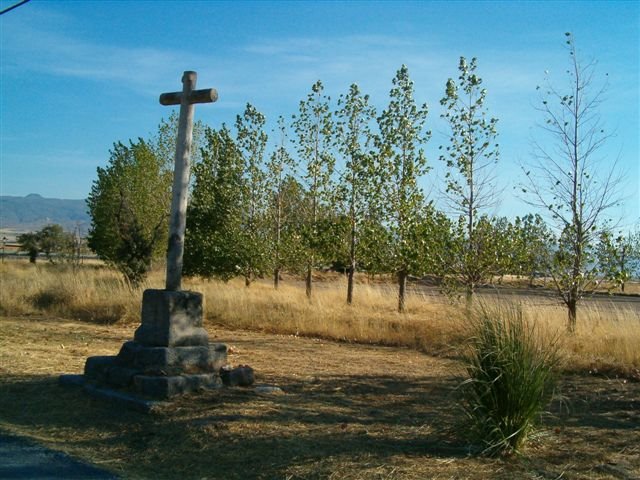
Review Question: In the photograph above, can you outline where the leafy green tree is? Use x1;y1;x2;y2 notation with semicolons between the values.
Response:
292;80;336;299
335;83;377;304
522;33;622;331
597;229;640;292
37;224;72;263
17;224;77;264
357;218;393;279
152;110;205;172
17;232;41;263
236;103;270;286
445;215;511;296
439;56;500;302
184;126;247;281
87;139;171;287
510;214;554;286
377;65;431;312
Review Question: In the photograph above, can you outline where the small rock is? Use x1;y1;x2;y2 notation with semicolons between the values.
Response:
220;365;254;387
254;385;284;395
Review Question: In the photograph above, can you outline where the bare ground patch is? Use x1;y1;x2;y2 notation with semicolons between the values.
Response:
1;315;638;479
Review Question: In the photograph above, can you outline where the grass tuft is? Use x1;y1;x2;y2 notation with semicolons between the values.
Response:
458;303;562;456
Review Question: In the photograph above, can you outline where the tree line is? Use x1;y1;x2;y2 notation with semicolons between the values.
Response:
82;34;637;331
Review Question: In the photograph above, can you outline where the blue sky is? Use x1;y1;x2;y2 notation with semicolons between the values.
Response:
1;0;638;228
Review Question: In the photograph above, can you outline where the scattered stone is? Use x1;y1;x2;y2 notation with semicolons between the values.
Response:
220;365;255;387
254;385;284;396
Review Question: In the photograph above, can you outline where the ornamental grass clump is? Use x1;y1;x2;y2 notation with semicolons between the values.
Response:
459;303;561;456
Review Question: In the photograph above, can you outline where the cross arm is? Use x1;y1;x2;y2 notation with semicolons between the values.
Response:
159;88;218;106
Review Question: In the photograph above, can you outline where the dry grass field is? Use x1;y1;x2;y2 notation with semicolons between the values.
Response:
1;261;639;478
1;316;639;479
1;261;639;378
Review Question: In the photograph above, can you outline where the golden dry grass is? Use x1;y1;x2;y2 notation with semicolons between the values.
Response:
1;260;639;377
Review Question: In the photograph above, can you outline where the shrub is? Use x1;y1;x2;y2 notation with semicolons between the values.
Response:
30;286;75;311
458;303;561;456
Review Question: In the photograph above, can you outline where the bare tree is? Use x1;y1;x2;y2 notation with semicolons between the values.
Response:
523;33;622;332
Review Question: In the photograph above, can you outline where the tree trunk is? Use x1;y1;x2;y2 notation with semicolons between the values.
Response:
273;267;280;290
245;276;251;287
567;295;577;333
465;282;474;311
398;269;407;313
305;263;313;299
347;263;355;305
347;223;356;305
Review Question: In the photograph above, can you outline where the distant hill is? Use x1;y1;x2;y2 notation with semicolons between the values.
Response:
0;194;90;235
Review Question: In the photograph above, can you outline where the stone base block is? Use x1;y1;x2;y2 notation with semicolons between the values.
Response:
133;373;221;398
70;288;228;404
117;341;227;374
83;342;227;395
134;289;209;347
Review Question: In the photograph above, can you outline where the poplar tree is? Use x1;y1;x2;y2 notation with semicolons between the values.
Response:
439;56;500;303
377;65;431;312
265;116;298;288
236;103;270;286
292;80;336;299
335;84;377;304
183;126;246;281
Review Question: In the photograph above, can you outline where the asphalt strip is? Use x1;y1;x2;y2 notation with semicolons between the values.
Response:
0;433;118;479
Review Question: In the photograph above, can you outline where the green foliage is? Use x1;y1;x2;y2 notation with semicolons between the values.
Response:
597;229;640;291
510;214;554;284
459;303;561;456
184;126;247;281
17;224;75;264
87;138;171;287
377;65;431;311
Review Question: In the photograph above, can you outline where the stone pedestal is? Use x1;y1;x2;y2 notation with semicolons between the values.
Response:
82;289;227;400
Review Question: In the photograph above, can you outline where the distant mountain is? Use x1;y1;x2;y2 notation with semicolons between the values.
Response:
0;194;90;234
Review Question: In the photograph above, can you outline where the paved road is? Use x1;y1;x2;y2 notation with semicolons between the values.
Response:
361;282;640;310
0;433;118;479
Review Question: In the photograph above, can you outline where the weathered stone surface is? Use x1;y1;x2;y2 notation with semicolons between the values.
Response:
106;366;137;388
84;356;117;382
134;289;209;347
133;373;221;398
116;341;227;373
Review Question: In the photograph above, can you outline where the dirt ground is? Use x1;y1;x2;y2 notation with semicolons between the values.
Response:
0;315;639;479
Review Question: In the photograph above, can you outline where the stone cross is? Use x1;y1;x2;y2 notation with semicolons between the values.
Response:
160;71;217;291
